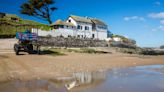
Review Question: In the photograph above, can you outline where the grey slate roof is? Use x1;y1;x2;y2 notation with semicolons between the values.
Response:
51;19;75;27
70;15;92;24
90;18;107;26
70;15;107;26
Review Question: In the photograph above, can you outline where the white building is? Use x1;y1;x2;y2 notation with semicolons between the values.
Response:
50;19;77;37
113;37;123;42
90;18;108;40
66;15;108;40
33;15;108;40
66;15;93;38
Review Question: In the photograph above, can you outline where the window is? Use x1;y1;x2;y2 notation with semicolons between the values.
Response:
77;25;81;29
54;25;59;29
59;25;64;28
98;26;107;29
85;26;89;30
92;34;95;38
77;25;83;30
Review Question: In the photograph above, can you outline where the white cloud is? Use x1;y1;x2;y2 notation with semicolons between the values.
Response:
151;28;158;31
159;25;164;30
124;16;145;21
154;1;161;6
148;12;164;18
160;20;164;24
124;17;130;21
151;25;164;31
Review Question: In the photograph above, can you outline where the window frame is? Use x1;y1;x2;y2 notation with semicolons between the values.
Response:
85;26;89;30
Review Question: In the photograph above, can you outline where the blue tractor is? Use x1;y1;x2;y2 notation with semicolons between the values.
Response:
14;30;40;55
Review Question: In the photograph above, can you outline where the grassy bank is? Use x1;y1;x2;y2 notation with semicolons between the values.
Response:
0;18;51;37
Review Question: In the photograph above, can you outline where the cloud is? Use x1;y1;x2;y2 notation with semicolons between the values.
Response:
124;16;145;21
124;17;130;21
154;1;161;6
152;25;164;31
151;19;164;31
159;25;164;30
160;20;164;24
148;12;164;18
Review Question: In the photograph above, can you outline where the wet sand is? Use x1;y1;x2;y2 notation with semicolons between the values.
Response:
0;50;164;82
0;65;164;92
71;65;164;92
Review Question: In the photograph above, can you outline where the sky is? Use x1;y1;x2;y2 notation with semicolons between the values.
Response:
0;0;164;47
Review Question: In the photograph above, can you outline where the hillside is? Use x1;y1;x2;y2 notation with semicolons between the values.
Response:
0;13;51;38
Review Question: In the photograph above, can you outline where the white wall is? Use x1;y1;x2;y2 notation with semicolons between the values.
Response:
32;28;76;37
113;37;122;42
93;25;108;40
53;28;75;37
67;17;77;26
98;31;107;40
92;31;107;40
32;28;107;40
32;28;51;37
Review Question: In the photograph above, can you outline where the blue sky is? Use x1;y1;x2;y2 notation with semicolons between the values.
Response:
0;0;164;47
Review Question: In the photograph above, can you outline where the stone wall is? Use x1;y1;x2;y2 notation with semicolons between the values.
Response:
38;36;108;47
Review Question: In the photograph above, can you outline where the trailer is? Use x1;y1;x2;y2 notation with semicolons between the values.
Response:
14;30;40;55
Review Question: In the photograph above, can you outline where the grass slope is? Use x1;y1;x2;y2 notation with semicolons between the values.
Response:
0;15;51;37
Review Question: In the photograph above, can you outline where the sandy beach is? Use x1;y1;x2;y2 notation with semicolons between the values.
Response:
0;50;164;82
0;38;164;82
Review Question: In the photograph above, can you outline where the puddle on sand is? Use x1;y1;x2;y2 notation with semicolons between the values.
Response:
0;70;107;92
72;65;164;92
0;65;164;92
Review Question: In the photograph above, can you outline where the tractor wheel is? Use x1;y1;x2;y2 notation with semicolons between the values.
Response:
37;50;41;55
37;46;41;55
14;44;19;55
16;50;19;55
27;44;33;54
